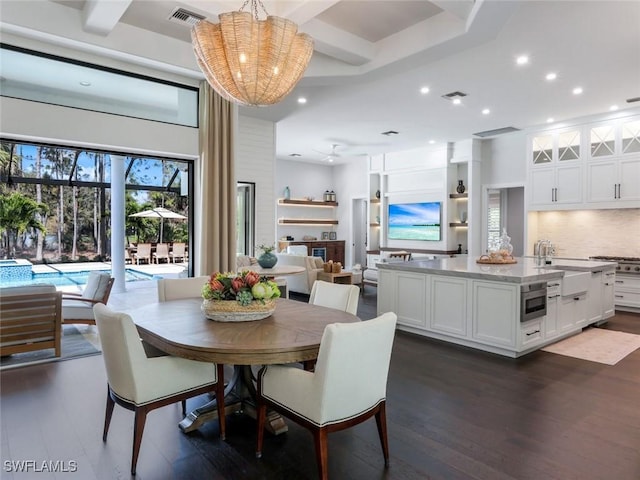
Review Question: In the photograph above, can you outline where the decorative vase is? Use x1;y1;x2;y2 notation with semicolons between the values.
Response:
201;299;276;322
456;180;466;194
258;252;278;268
283;186;290;200
375;190;381;199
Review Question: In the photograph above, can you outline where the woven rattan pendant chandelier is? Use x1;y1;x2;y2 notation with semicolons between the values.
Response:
191;0;314;106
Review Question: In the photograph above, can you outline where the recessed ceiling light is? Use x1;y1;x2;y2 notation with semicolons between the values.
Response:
79;81;91;87
297;97;307;104
516;55;529;65
420;86;430;95
482;108;491;115
545;72;557;81
572;87;583;95
428;140;435;144
547;117;554;123
610;105;619;111
452;98;462;105
327;158;334;163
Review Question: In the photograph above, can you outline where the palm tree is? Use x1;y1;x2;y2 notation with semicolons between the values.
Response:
0;192;48;258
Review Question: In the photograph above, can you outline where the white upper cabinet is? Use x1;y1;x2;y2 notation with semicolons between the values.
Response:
530;128;582;167
589;118;640;159
528;114;640;211
586;155;640;206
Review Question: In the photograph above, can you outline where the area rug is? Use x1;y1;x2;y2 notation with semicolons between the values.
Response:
542;328;640;365
0;325;101;370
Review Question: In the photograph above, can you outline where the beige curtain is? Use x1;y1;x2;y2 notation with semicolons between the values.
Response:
196;81;236;276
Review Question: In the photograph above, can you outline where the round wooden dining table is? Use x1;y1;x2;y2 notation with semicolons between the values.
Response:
130;298;359;434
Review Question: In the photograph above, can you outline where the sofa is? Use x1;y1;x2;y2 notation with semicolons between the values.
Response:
275;253;324;295
237;255;289;297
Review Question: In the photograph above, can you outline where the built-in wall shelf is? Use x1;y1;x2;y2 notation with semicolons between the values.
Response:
370;198;381;204
370;223;380;227
278;219;339;225
278;199;338;207
449;193;468;199
449;222;469;227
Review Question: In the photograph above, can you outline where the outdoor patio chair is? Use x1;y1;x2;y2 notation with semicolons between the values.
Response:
62;272;114;325
134;243;152;264
153;243;170;264
170;242;187;263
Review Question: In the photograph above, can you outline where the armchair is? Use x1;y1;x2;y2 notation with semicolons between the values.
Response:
62;271;114;325
275;254;324;295
256;312;397;480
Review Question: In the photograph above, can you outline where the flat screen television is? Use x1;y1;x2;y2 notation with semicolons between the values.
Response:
387;202;442;241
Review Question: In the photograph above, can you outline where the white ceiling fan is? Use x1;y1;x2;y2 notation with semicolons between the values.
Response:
313;144;342;162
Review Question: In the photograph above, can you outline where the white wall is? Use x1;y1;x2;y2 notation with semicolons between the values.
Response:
236;116;277;250
0;96;198;159
334;157;369;265
481;133;527;185
274;159;335;244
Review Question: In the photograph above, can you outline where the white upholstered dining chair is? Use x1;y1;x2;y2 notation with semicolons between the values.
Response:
309;280;360;316
93;303;225;475
256;312;397;480
156;276;210;302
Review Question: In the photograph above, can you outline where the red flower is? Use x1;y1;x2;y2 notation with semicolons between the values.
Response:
209;279;224;291
244;271;260;287
231;277;245;293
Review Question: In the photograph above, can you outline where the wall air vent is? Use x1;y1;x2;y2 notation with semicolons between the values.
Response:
626;96;640;103
168;7;206;26
473;126;521;138
381;130;399;136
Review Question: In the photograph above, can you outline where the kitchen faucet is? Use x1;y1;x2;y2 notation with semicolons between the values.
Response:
535;239;552;266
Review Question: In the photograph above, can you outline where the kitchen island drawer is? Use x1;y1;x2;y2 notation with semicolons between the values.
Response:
520;319;544;348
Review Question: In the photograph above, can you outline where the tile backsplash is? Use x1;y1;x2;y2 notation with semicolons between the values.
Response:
534;209;640;259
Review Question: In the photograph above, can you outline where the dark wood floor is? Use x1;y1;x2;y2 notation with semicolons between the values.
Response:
1;299;639;479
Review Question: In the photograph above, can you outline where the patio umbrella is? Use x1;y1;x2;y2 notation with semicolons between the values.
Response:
129;207;187;242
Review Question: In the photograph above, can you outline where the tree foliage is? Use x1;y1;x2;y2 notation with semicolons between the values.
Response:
0;192;48;257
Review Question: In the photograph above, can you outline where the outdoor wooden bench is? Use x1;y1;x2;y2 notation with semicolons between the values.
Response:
0;285;62;358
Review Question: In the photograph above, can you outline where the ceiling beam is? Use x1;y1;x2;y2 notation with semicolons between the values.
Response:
82;0;133;36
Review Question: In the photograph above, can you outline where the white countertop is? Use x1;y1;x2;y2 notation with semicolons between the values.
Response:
377;256;616;284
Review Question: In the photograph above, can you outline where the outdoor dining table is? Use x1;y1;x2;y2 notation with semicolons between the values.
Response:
130;298;359;434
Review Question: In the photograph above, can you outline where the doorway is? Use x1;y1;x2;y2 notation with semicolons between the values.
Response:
484;185;525;256
352;198;367;267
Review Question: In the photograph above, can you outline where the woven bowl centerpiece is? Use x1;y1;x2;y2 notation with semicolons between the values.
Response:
201;270;280;322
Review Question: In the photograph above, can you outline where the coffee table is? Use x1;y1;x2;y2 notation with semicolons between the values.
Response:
317;271;353;285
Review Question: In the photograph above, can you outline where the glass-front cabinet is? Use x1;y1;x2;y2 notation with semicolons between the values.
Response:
528;114;640;210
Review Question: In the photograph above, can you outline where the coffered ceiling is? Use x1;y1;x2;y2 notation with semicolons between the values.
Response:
2;1;640;164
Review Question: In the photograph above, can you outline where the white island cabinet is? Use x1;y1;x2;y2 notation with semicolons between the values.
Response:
377;257;616;357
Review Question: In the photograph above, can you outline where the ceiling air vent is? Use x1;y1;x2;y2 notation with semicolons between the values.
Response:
168;7;206;26
442;91;467;99
473;126;521;138
381;130;399;136
626;96;640;103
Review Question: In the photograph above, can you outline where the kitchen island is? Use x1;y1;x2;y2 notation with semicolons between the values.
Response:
377;256;616;357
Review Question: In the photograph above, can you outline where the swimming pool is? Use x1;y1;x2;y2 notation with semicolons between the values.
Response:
0;269;156;288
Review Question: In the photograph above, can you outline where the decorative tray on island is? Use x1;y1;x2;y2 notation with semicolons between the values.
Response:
476;254;517;265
